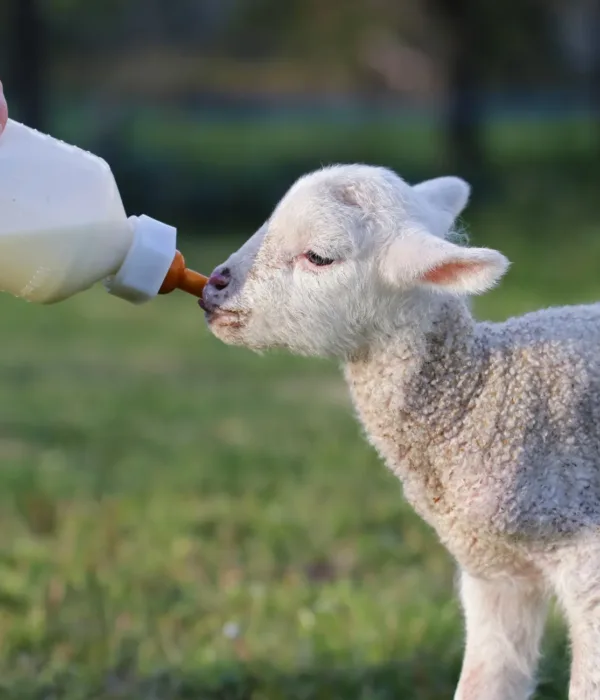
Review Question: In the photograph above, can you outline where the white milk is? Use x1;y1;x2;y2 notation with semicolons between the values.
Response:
0;119;181;304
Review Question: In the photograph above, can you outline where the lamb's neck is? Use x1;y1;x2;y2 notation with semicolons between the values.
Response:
343;297;486;488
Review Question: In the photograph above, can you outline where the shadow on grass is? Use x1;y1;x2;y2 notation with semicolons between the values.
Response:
4;660;461;700
4;643;570;700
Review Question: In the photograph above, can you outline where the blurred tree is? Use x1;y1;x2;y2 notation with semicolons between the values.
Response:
10;0;45;129
221;0;381;86
593;2;600;149
549;0;600;152
427;0;484;178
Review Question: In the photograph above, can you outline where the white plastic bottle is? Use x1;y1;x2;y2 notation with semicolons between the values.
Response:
0;119;207;305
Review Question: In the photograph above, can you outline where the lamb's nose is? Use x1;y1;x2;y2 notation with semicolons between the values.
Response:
208;268;231;291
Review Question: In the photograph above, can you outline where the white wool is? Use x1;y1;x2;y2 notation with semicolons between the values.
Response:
203;164;600;699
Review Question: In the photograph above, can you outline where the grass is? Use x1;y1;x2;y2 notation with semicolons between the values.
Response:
0;194;597;698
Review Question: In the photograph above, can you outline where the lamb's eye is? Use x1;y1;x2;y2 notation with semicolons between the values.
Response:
305;251;335;266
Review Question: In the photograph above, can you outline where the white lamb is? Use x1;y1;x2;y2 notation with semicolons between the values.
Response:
200;163;600;700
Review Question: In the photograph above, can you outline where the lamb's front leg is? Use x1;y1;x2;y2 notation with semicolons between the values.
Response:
551;551;600;700
454;571;547;700
562;602;600;700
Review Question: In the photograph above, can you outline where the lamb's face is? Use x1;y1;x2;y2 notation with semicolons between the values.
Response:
201;165;510;358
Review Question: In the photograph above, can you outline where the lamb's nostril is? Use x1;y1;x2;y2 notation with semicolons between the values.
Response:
208;269;231;291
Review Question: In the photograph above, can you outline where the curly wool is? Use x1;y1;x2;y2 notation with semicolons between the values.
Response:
345;296;600;576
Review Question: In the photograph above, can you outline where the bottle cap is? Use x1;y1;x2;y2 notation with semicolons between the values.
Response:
104;215;176;304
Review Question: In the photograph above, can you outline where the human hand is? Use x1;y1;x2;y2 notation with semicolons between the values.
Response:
0;81;8;135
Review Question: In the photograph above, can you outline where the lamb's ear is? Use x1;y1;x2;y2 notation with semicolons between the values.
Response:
381;230;509;295
413;176;470;232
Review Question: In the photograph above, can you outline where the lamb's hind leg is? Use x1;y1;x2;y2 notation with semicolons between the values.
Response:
550;547;600;700
454;571;548;700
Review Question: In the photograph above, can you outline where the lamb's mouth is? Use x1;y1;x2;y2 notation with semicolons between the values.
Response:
199;300;248;329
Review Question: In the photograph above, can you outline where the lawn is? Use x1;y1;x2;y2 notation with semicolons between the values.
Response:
0;194;595;698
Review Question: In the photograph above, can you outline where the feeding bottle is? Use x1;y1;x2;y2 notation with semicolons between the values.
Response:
0;119;208;305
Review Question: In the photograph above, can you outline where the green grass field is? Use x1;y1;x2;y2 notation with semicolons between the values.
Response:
0;196;597;698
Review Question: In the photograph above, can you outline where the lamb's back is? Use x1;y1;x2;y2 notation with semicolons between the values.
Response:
465;302;600;545
484;301;600;355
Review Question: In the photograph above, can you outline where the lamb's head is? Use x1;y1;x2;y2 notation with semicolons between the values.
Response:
201;164;509;358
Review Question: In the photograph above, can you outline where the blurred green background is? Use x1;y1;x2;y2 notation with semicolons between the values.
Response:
0;1;599;697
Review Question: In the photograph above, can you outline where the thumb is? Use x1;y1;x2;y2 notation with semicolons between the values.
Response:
0;81;8;135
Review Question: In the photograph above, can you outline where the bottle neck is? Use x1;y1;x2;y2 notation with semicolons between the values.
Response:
104;215;177;304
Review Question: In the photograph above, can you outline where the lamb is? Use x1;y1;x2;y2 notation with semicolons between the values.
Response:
200;163;600;700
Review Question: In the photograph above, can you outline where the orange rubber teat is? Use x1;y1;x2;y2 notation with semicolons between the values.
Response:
159;250;209;298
